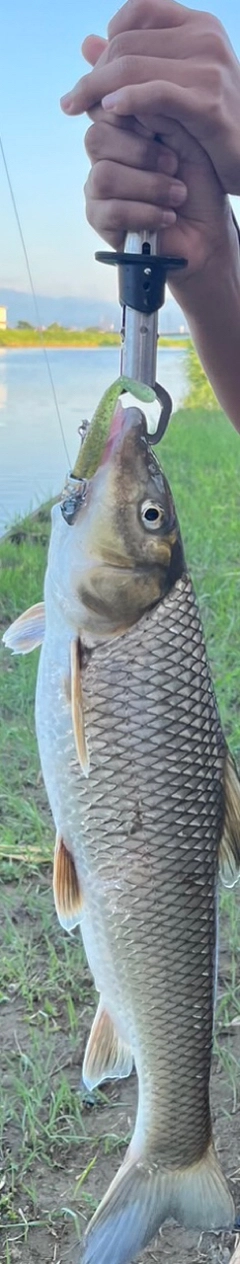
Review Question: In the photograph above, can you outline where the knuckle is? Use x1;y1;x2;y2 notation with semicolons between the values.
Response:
86;208;101;233
84;122;106;160
107;201;124;229
126;0;156;20
205;64;224;116
86;196;121;231
83;176;92;210
115;53;135;82
84;196;96;229
207;23;228;64
89;160;112;197
84;124;97;159
206;14;225;41
85;197;115;241
107;33;129;60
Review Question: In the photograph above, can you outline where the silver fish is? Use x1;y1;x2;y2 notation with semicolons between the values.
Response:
3;388;240;1264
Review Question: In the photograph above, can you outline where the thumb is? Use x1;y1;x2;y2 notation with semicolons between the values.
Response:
82;35;108;66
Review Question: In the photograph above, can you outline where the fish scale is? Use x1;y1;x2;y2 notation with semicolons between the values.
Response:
37;573;223;1172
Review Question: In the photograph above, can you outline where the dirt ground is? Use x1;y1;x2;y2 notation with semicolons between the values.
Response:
1;867;240;1264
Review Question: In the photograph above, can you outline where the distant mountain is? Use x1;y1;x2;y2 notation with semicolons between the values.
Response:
1;288;188;334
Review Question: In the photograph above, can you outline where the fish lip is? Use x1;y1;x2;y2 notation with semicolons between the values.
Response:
100;401;147;466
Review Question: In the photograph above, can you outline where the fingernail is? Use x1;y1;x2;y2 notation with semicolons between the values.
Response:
169;182;187;205
102;92;120;110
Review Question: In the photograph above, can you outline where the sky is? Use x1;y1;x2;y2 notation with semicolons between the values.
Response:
1;0;240;306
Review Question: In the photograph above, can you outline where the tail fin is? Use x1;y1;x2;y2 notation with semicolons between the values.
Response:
80;1143;234;1264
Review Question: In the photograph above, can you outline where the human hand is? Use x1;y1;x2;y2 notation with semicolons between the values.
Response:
84;108;233;291
61;0;240;195
84;111;188;249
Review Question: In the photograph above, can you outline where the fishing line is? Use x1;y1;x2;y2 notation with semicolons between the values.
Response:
0;134;71;467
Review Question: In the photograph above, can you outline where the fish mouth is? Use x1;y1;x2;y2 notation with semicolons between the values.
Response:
100;400;148;466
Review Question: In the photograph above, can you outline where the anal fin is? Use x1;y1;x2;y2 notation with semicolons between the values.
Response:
219;750;240;887
2;601;45;654
70;638;90;777
53;832;83;931
83;1000;133;1091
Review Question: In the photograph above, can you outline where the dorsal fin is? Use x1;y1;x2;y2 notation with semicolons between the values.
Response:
53;832;83;931
70;638;90;777
2;602;45;654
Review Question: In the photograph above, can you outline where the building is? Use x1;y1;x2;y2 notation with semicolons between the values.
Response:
0;306;7;330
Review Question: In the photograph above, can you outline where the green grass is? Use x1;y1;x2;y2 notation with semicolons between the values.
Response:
184;343;218;409
158;406;240;750
0;326;189;350
0;404;240;1258
0;507;52;863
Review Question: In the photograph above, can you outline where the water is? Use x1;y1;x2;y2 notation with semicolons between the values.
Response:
0;347;188;535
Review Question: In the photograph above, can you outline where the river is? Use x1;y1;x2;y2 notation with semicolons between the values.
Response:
0;347;188;535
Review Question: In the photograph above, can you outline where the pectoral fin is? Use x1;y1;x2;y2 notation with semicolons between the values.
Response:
53;832;83;931
2;602;45;653
219;750;240;887
70;638;90;777
83;1000;133;1090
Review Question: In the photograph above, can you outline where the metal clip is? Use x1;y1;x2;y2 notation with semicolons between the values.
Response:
77;418;90;446
61;474;88;525
151;384;172;445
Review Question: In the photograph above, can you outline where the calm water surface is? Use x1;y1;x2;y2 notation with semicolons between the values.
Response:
0;347;187;535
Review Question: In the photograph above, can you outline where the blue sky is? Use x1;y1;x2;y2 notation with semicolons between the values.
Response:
1;0;240;304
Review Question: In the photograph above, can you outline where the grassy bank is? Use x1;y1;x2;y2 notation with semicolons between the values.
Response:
0;405;240;1263
0;325;190;350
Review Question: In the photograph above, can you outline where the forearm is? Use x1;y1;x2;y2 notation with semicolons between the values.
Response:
169;216;240;432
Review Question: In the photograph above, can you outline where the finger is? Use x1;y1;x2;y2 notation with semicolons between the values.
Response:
86;106;157;145
85;121;179;176
86;159;187;207
108;0;188;37
101;79;204;140
60;54;197;115
138;114;208;166
86;103;148;131
108;0;223;47
87;107;204;169
106;26;196;62
82;35;108;66
85;191;178;247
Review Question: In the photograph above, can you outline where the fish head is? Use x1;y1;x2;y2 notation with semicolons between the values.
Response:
48;395;185;641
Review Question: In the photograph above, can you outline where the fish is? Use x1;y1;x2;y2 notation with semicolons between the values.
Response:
3;379;240;1264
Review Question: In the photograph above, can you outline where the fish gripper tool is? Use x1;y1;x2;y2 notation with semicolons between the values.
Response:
96;233;187;443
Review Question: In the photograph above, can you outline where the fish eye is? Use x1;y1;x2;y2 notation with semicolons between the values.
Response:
140;500;165;530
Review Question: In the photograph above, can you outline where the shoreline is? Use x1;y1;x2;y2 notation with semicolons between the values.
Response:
0;335;190;352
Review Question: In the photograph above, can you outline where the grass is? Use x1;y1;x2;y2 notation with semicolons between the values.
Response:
158;406;240;749
0;326;190;350
0;403;240;1260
